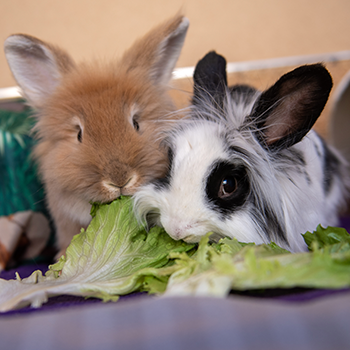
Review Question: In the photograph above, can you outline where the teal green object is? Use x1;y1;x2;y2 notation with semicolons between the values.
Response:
0;107;46;216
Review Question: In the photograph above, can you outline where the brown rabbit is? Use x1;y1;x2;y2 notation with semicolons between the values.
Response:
4;14;189;257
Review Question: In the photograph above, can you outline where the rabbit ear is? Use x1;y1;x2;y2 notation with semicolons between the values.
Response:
249;64;333;151
4;34;75;108
192;51;228;107
121;14;189;86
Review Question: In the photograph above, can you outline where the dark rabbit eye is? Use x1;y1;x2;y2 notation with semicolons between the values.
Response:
218;176;237;198
132;115;140;131
77;127;82;142
206;161;250;215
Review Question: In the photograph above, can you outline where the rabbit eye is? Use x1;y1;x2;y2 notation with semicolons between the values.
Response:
132;115;140;131
206;161;250;215
72;116;83;143
218;176;237;198
77;127;83;143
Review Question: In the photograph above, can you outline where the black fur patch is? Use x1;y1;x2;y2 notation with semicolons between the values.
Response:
227;145;252;160
206;160;250;216
321;139;340;194
154;147;174;190
192;51;228;109
229;84;258;105
289;149;306;166
314;142;322;158
274;149;311;184
274;148;306;167
251;198;289;246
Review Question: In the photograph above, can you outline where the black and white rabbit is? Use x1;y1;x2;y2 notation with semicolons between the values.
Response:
134;51;350;252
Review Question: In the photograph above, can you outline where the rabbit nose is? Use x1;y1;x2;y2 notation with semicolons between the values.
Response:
106;173;136;189
104;174;138;196
107;183;121;189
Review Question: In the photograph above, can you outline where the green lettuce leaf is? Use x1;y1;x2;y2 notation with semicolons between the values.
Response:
164;228;350;297
0;197;194;312
303;224;350;251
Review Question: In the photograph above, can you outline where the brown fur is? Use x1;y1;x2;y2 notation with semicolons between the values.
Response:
35;62;175;201
4;14;189;255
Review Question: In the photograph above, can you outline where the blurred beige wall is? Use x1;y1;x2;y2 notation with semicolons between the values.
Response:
1;0;350;89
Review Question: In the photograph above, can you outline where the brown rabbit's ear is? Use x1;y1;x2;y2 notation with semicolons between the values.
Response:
121;14;189;86
4;34;75;108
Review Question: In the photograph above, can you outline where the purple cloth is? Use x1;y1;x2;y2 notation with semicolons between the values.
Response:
0;263;48;280
340;216;350;232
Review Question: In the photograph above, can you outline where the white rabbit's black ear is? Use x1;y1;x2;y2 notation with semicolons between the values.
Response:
249;64;333;151
121;14;189;86
193;51;228;107
4;34;75;108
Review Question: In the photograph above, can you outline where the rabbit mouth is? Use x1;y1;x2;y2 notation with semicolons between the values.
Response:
163;219;226;243
182;231;225;243
206;232;226;242
182;235;201;243
163;220;207;243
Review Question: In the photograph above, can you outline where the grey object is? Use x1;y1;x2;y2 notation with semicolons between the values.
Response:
1;294;350;350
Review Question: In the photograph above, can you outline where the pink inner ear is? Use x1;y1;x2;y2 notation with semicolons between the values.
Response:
263;86;313;146
7;50;61;108
5;35;75;109
26;58;60;94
